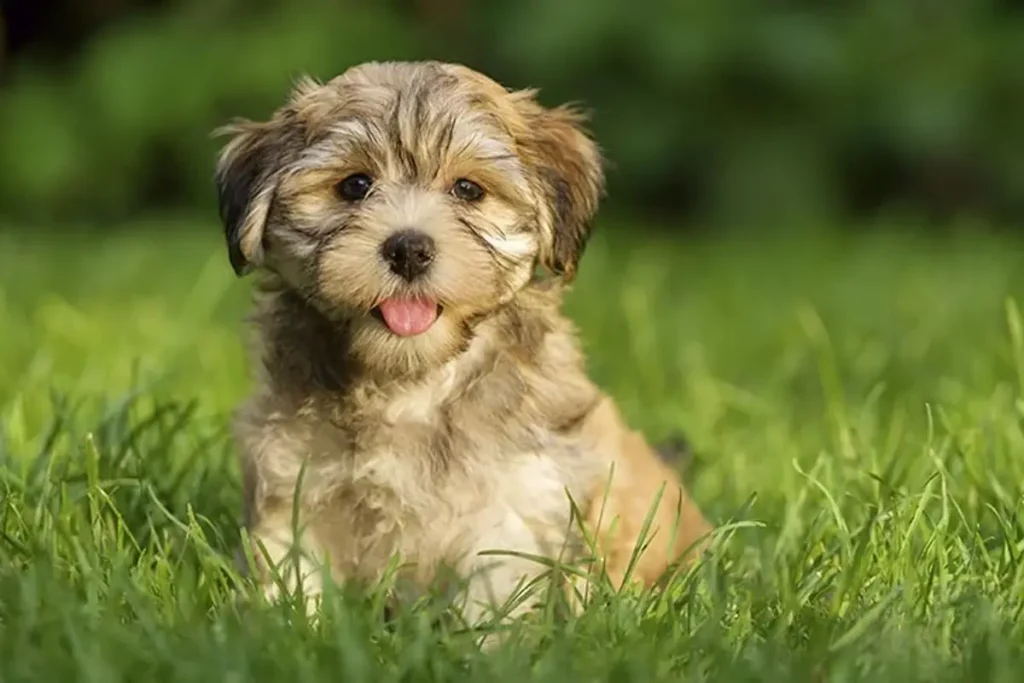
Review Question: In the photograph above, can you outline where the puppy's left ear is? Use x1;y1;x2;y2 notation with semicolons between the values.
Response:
519;99;606;281
214;118;295;276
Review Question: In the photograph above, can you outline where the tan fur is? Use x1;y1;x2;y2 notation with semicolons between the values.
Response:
214;61;712;637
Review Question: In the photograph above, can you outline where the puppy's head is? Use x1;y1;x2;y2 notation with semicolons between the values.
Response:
214;61;604;376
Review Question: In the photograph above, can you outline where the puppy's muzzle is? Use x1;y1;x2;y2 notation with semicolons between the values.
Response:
381;229;436;281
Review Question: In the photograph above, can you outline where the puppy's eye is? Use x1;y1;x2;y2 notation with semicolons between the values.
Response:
336;173;373;201
452;178;485;202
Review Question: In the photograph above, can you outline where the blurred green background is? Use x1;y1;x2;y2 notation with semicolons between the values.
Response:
8;5;1024;678
4;0;1024;231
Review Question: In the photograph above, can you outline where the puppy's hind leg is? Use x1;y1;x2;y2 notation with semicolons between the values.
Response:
581;399;713;591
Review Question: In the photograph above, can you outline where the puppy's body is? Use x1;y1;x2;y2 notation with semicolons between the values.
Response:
216;61;711;627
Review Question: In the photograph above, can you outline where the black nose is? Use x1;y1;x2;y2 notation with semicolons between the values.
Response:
380;229;436;281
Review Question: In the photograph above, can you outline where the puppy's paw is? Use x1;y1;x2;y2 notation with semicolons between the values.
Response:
262;580;326;624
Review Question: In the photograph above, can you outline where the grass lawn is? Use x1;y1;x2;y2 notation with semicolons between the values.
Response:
2;219;1024;681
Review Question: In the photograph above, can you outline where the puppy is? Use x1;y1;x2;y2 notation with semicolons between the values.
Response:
214;61;712;633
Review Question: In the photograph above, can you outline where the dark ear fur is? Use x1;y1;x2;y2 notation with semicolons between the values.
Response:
521;102;606;281
214;118;292;276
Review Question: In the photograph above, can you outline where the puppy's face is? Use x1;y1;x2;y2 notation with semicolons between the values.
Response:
215;61;604;376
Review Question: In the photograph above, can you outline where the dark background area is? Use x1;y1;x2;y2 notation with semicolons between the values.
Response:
3;0;1024;232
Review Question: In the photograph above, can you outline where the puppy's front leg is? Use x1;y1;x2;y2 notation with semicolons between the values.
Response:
240;510;333;618
459;555;537;625
454;516;569;648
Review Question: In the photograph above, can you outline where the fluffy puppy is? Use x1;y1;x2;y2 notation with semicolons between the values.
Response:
214;61;712;632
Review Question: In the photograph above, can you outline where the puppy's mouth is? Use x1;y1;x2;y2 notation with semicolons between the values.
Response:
371;297;442;337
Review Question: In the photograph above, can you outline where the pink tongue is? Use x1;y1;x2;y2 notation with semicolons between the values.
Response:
377;297;439;336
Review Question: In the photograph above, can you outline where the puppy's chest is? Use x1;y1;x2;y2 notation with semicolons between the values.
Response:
329;391;591;572
353;365;521;446
350;384;541;486
338;380;593;512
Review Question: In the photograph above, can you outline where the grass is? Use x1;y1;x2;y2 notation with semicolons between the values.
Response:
3;218;1024;681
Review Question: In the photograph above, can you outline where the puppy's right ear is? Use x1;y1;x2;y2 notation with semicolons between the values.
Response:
214;119;289;276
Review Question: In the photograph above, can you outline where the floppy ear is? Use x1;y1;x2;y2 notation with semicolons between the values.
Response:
214;119;291;276
519;99;606;281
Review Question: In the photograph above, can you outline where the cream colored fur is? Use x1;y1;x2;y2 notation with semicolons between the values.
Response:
214;61;713;642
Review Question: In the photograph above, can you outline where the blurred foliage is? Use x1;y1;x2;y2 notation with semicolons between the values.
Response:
3;0;1024;228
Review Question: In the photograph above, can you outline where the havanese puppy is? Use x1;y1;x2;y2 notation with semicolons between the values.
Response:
214;60;712;637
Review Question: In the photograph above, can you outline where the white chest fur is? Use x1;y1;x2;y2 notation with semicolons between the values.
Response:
241;340;607;625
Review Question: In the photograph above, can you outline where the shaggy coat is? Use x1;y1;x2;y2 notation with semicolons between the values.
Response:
214;61;712;631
